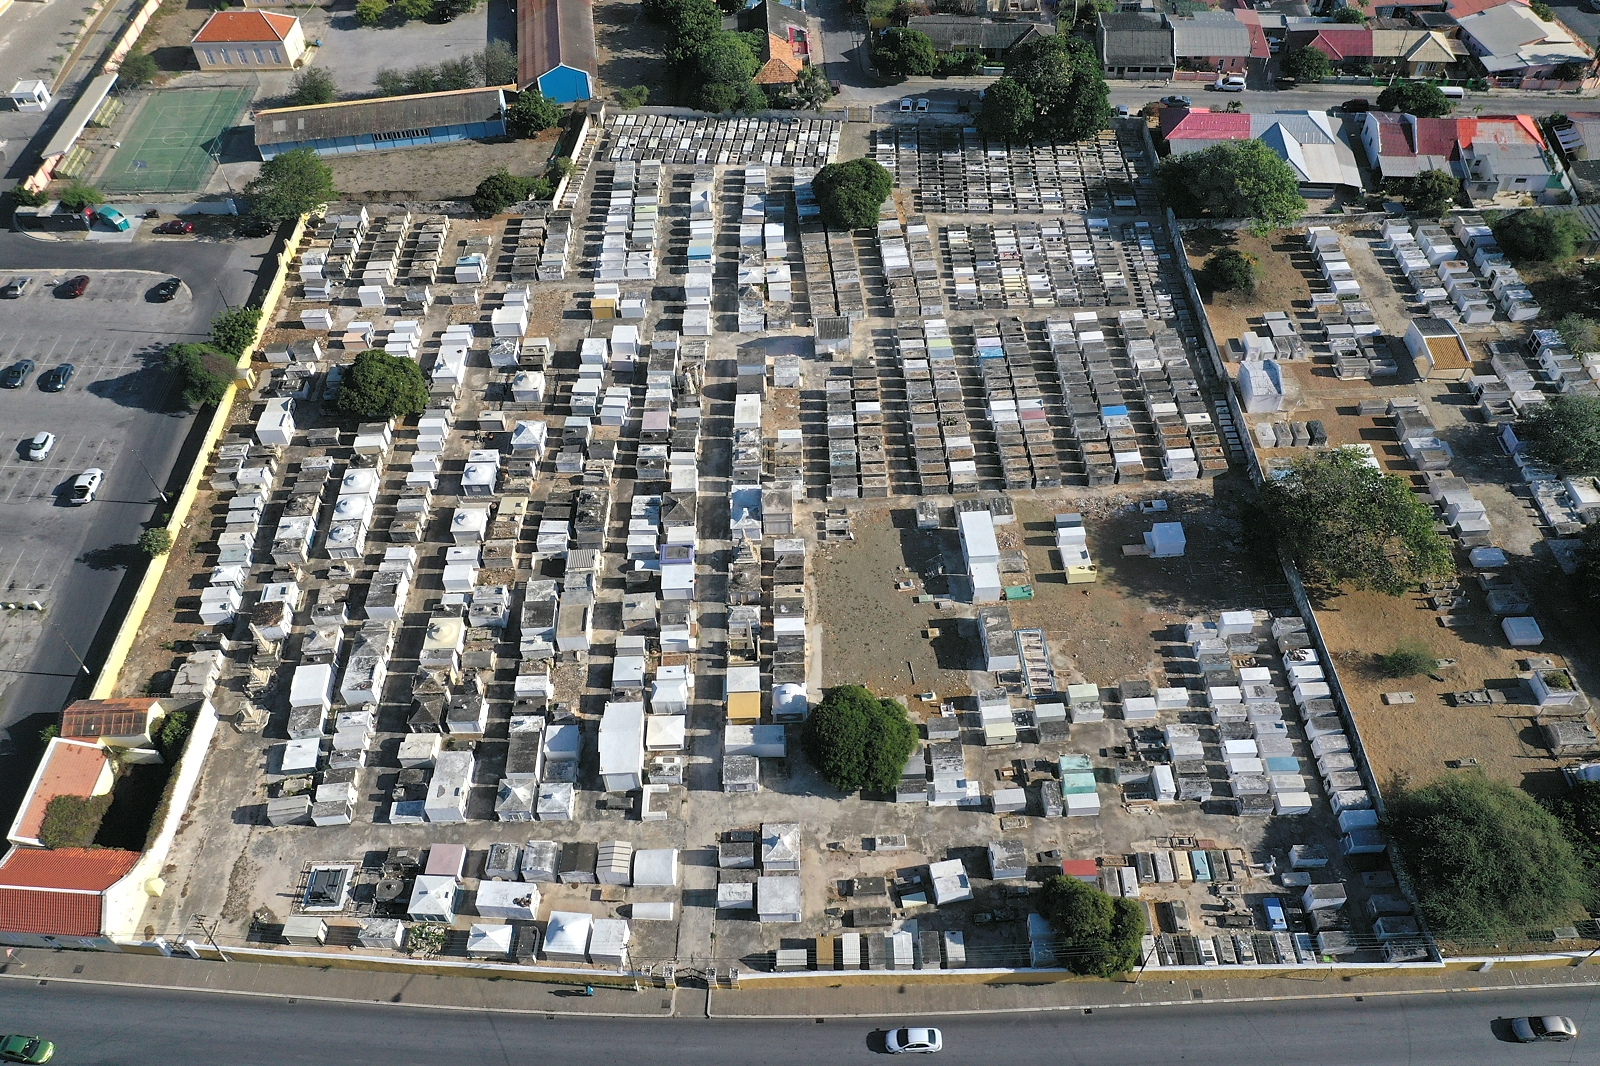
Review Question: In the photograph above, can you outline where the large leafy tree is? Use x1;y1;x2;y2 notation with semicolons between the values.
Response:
874;27;936;77
1389;774;1592;941
1256;448;1454;596
1404;168;1461;216
1003;34;1109;142
1036;876;1145;976
1556;313;1600;355
1377;80;1451;117
812;157;894;231
1158;139;1306;228
336;350;429;418
245;147;335;224
472;169;529;215
161;343;233;408
1280;45;1330;82
1492;210;1589;262
506;89;563;137
287;66;336;107
1520;394;1600;474
1201;248;1256;293
978;77;1036;141
800;684;918;794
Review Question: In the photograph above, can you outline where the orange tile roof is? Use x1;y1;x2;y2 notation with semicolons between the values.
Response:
10;739;109;845
754;35;803;85
0;847;138;937
193;10;298;44
61;698;156;742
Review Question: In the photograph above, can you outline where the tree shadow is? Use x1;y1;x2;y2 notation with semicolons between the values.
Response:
80;544;142;570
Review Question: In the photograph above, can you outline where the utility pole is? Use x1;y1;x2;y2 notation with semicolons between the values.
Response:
48;622;90;676
129;449;170;503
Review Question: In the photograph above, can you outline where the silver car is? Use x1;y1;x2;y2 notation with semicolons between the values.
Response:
1511;1016;1577;1042
24;432;55;461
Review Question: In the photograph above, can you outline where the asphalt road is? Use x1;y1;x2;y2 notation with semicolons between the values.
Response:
1;977;1599;1065
0;231;270;807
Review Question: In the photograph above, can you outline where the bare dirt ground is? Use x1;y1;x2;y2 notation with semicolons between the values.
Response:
133;0;218;76
593;0;668;101
1186;231;1313;350
326;130;560;200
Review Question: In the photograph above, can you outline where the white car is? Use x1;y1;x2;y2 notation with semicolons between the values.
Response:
886;1027;943;1054
69;468;104;504
899;97;913;112
915;98;929;112
24;432;55;461
1216;74;1247;92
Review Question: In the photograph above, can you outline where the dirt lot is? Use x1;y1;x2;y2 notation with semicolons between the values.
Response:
594;0;668;100
325;130;560;200
1186;231;1313;350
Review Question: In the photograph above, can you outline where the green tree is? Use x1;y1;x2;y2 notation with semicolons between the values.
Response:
437;0;481;18
1280;45;1330;82
1492;210;1588;262
245;147;335;224
478;40;516;86
1256;447;1454;596
472;169;529;214
1378;640;1439;677
405;65;440;95
38;793;113;849
617;85;651;108
1388;773;1591;940
548;156;576;181
375;68;407;96
791;65;832;110
978;76;1036;140
525;175;555;200
1553;59;1588;81
57;184;104;212
873;27;936;77
287;66;336;106
1332;5;1366;21
162;342;234;407
800;684;918;794
154;708;194;760
1544;780;1600;878
694;32;759;86
1556;313;1600;354
354;0;388;24
506;89;563;137
1530;0;1554;18
1405;168;1461;216
812;156;894;231
1035;876;1145;977
1201;248;1257;293
209;306;263;357
395;0;433;20
120;51;159;87
1519;394;1600;474
1158;139;1306;229
1377;80;1451;117
1004;34;1109;142
9;186;49;208
337;349;429;418
938;50;984;76
137;527;174;557
436;57;477;90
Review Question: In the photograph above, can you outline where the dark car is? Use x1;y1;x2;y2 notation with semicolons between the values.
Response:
0;360;36;389
59;275;89;298
1160;94;1192;107
39;364;74;393
153;219;195;235
151;277;182;302
236;218;274;238
1341;97;1371;112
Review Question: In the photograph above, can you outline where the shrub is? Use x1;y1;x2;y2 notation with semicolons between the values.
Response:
58;184;105;212
525;176;554;200
336;349;429;418
506;89;563;137
1553;60;1587;82
1201;248;1257;293
477;41;516;86
38;793;114;849
9;186;49;207
1378;640;1438;678
162;342;233;408
471;168;529;214
1280;46;1330;83
210;306;263;356
800;684;918;794
287;66;336;106
437;57;477;90
1492;209;1589;262
395;0;433;19
137;528;174;557
354;0;388;24
1331;5;1366;21
548;156;576;181
1404;168;1461;216
617;85;650;108
155;709;193;759
120;51;159;87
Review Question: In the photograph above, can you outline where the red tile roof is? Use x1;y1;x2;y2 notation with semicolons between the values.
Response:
192;10;298;44
1161;107;1252;141
0;847;138;937
10;739;109;845
60;698;157;742
1285;25;1372;60
1414;116;1473;156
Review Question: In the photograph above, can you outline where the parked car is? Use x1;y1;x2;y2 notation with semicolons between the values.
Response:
1160;95;1192;108
153;219;195;235
68;468;104;504
0;360;36;389
1;276;31;299
93;205;129;232
829;79;842;93
1274;75;1297;88
1116;104;1131;117
899;97;913;112
1511;1017;1577;1042
1215;74;1246;92
39;364;74;393
236;218;274;238
24;432;56;461
915;98;929;112
151;277;182;302
1341;97;1371;112
59;275;90;298
886;1028;943;1054
0;1034;53;1064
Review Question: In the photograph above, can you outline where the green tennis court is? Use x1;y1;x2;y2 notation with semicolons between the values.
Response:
98;86;255;194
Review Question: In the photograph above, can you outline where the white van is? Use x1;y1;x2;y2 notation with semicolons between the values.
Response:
1216;74;1247;92
1440;85;1465;100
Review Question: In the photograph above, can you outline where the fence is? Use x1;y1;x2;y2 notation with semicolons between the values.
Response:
102;0;162;74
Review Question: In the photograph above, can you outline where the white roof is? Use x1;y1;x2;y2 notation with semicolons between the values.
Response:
598;702;646;776
959;510;999;560
407;874;457;918
289;663;334;707
929;858;974;904
632;848;680;886
543;910;593;955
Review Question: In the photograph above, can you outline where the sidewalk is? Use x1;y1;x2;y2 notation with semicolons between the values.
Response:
4;944;1599;1021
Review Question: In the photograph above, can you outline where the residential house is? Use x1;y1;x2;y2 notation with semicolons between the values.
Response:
1455;1;1589;79
0;847;140;947
1096;12;1175;79
1364;0;1448;16
1161;107;1362;192
1550;111;1600;159
1159;107;1251;153
1361;111;1567;202
741;0;813;86
517;0;598;102
905;14;1050;59
254;88;510;160
190;10;305;71
1171;10;1257;75
6;738;115;849
1369;28;1465;75
1283;24;1374;67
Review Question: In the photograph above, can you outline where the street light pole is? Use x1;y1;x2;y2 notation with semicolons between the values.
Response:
129;449;170;504
48;622;90;676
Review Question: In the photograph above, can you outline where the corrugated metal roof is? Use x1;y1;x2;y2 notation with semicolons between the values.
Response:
1172;11;1252;58
1098;12;1175;65
254;87;507;147
517;0;599;87
906;15;1049;52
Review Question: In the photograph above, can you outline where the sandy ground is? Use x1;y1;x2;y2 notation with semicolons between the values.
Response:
593;0;668;101
325;130;560;200
1187;231;1313;351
